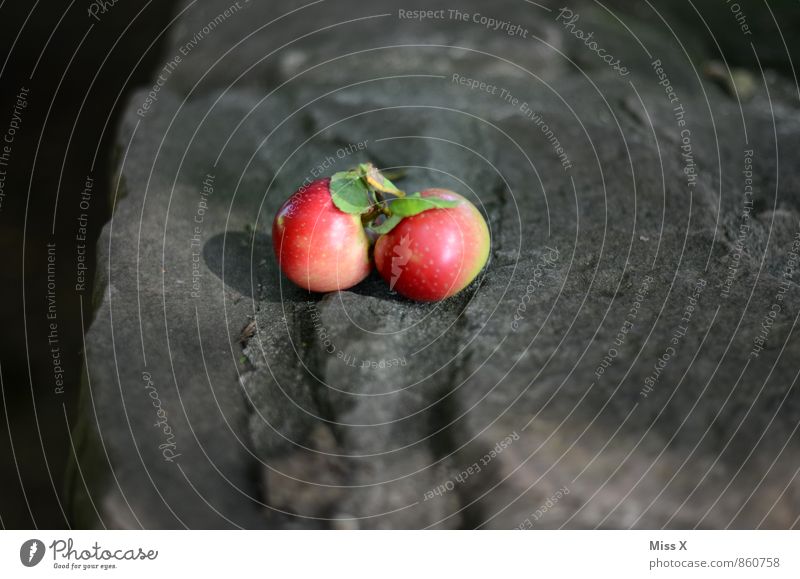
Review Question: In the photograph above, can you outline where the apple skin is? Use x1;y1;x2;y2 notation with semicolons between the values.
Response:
272;178;371;292
374;189;490;301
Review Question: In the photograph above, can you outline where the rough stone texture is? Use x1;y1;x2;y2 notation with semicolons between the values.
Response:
70;0;800;528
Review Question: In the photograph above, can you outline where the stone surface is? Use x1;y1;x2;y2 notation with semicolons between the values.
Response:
71;0;800;528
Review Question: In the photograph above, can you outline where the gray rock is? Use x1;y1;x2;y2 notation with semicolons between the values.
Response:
71;0;800;528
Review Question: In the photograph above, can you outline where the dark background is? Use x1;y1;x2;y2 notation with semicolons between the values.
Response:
0;0;798;529
0;0;178;529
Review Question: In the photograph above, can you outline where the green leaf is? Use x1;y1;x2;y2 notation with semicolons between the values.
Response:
389;195;459;218
360;163;404;196
329;171;372;214
368;214;403;235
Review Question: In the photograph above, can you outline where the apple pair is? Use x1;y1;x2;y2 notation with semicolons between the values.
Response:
272;164;490;302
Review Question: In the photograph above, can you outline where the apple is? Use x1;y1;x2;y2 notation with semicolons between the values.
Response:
373;189;490;301
272;178;371;292
272;164;491;300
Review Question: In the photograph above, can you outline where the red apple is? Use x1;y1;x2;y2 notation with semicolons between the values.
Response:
374;189;490;301
272;178;371;292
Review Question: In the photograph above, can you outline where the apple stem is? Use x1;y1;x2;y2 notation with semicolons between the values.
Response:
360;201;391;225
